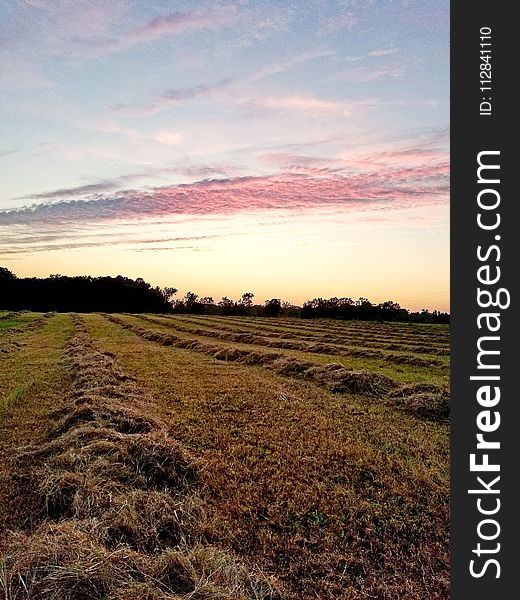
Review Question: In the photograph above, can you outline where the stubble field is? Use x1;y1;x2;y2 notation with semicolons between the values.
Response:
0;311;450;599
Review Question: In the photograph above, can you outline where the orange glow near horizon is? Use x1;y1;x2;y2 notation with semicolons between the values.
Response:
3;207;449;313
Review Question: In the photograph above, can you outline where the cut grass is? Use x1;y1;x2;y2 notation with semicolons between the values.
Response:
86;313;449;599
1;315;280;600
194;315;450;344
0;314;75;535
119;314;449;389
137;314;449;371
0;315;33;331
0;312;450;599
167;314;450;357
0;312;46;331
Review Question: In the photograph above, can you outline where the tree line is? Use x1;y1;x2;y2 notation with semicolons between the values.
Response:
0;268;170;314
168;291;449;323
0;268;449;323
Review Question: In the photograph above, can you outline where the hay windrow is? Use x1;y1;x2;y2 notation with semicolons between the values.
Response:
104;314;450;421
0;314;280;600
136;314;446;368
106;315;397;398
0;311;22;320
389;383;451;422
177;315;450;353
0;338;24;355
105;315;450;419
0;312;55;354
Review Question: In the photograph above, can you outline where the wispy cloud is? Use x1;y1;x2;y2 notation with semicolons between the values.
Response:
15;182;120;202
18;2;237;59
350;147;449;168
112;77;236;116
0;148;21;158
1;160;449;232
233;95;378;117
111;49;340;117
249;50;335;81
245;95;350;114
0;232;222;255
126;8;237;45
319;12;357;35
331;64;404;83
368;48;397;58
12;161;249;205
112;79;373;119
149;130;184;146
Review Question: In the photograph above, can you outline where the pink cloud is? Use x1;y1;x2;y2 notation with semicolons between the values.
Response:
127;8;237;44
259;144;449;175
349;147;449;169
257;95;348;113
234;95;378;117
20;3;237;59
1;164;448;230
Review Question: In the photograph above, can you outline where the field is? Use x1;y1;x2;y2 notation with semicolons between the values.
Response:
0;311;450;599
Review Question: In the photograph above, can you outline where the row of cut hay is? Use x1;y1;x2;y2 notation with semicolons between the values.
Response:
173;315;450;356
0;311;22;321
164;315;450;358
0;313;55;355
389;384;451;422
0;338;24;355
108;315;450;420
137;315;447;369
233;315;451;341
0;314;279;600
109;315;395;397
8;311;55;334
203;314;451;343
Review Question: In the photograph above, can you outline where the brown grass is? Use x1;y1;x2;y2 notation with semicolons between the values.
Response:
1;315;280;600
106;314;449;419
188;314;450;346
84;313;450;599
136;315;446;369
389;384;450;422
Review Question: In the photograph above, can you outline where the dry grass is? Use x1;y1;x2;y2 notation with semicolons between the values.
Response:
1;523;276;600
389;384;450;422
86;313;450;599
190;315;450;345
1;315;280;600
136;315;446;369
107;315;398;397
161;315;450;357
107;314;449;420
1;313;449;598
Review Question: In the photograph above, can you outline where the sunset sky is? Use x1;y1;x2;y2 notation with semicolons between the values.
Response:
0;0;449;311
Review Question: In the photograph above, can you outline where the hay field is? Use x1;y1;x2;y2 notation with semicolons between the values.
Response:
0;312;450;599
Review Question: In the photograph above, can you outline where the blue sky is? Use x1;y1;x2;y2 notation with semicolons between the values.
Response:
0;0;449;309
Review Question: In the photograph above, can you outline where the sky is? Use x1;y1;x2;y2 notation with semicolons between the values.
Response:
0;0;449;311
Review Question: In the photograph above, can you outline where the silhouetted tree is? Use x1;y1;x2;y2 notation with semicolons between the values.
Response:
263;298;282;317
162;287;178;303
0;269;172;313
238;292;254;307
